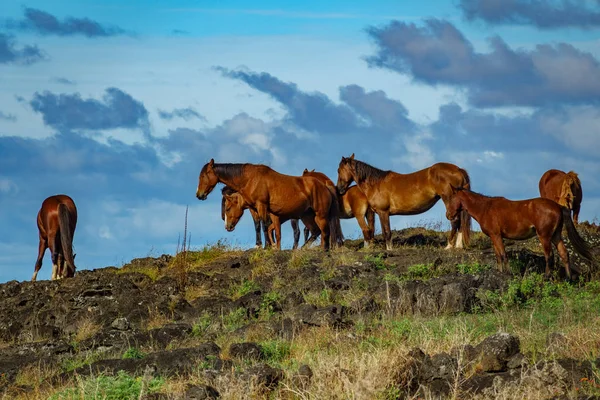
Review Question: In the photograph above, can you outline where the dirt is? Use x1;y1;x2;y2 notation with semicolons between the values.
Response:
0;226;598;398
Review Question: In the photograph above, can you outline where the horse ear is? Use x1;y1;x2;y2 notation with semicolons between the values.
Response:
450;184;458;194
209;158;215;167
349;153;355;160
311;169;315;172
303;168;309;174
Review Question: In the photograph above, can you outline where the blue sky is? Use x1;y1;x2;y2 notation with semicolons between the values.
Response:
1;0;599;282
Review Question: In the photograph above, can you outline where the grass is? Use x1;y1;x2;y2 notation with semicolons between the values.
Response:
228;278;260;300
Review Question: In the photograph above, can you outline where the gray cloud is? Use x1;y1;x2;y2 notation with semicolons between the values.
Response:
215;66;363;135
158;107;206;122
0;33;45;65
365;19;600;107
459;0;600;29
30;88;149;132
0;111;17;122
6;8;127;37
52;77;76;85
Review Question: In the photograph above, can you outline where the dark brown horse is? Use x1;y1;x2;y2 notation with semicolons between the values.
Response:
336;154;471;251
221;186;301;249
32;194;77;281
446;187;595;278
197;160;342;250
303;169;373;247
539;169;583;225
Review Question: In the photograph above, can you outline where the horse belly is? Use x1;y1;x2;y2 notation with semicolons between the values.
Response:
389;194;438;215
503;225;536;241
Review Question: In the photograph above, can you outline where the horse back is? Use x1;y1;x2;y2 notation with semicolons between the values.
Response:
539;169;566;199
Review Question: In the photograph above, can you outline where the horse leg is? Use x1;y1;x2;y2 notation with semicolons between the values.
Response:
251;211;262;249
32;235;47;282
490;235;507;273
572;203;580;225
303;226;310;244
552;233;578;280
270;215;282;250
366;207;375;246
377;211;392;251
291;219;300;250
48;232;60;281
355;214;371;249
314;213;330;251
445;219;460;250
539;236;555;278
301;215;320;248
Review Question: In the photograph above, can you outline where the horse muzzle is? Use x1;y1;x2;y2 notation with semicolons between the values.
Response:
196;192;208;200
225;225;235;232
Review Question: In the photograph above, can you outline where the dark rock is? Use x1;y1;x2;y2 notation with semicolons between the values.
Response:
184;384;220;399
324;279;350;290
475;333;520;363
241;363;284;388
229;342;264;360
292;304;346;327
233;291;264;318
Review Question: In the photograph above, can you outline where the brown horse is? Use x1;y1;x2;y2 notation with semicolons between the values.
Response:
539;169;583;225
221;186;301;249
197;160;342;250
446;187;595;278
303;169;373;247
32;194;77;281
336;154;471;251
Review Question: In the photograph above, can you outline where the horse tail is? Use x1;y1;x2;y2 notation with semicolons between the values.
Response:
562;207;595;263
366;206;375;237
326;185;344;248
458;167;472;247
58;203;76;277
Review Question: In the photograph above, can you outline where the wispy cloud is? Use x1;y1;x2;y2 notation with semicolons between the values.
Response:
0;33;46;65
158;107;206;122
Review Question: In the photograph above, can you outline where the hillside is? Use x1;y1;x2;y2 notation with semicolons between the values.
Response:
1;225;599;399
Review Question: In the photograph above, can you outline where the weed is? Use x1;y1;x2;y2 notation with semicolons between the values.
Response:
260;291;283;319
122;347;146;360
50;370;164;399
192;312;213;337
222;308;248;331
228;278;260;300
406;263;436;280
456;262;490;275
364;253;387;270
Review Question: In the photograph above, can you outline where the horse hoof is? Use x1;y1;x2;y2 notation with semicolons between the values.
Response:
444;244;453;250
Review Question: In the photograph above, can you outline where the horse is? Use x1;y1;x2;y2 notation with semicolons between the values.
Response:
539;169;583;225
197;160;342;250
221;186;301;249
336;154;471;251
32;194;78;281
446;187;595;279
303;168;373;247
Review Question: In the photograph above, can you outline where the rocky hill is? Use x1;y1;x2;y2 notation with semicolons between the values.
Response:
1;225;599;399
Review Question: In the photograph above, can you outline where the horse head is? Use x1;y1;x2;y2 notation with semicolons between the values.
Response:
336;153;355;195
446;185;464;222
196;159;218;200
223;192;247;232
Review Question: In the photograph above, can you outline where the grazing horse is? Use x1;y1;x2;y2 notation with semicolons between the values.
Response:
446;187;595;279
32;194;78;281
221;186;301;249
539;169;583;225
336;154;471;251
197;160;342;250
302;169;373;247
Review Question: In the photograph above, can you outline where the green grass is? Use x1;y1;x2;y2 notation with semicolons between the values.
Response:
50;371;164;400
122;347;145;360
228;278;260;300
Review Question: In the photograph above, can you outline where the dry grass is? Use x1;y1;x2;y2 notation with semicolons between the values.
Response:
72;317;102;343
184;284;210;302
144;306;173;330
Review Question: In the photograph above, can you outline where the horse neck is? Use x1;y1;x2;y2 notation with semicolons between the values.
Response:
458;191;488;218
213;164;248;191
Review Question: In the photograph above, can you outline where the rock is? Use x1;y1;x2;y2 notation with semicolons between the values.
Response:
475;332;520;362
229;342;264;360
293;364;313;388
111;317;130;331
292;304;346;327
240;363;284;388
184;384;220;399
547;332;568;351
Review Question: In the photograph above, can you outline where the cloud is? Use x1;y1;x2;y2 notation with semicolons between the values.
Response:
52;77;76;85
215;66;363;135
30;88;149;132
339;84;416;133
365;19;600;107
158;107;206;122
459;0;600;29
6;7;127;37
0;111;17;122
0;33;45;65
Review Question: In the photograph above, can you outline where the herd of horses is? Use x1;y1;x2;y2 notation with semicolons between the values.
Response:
32;154;593;283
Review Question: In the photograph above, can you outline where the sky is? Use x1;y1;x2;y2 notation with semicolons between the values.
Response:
1;0;599;282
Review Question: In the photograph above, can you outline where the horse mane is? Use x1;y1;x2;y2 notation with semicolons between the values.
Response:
559;171;581;205
352;159;389;183
221;185;237;196
213;163;246;182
